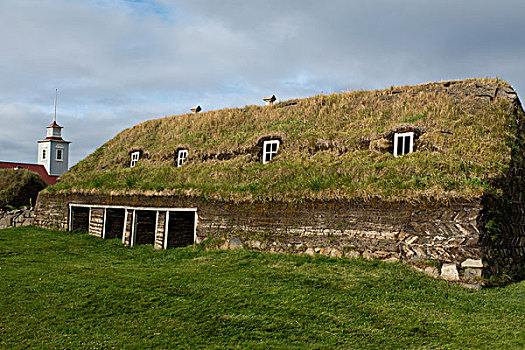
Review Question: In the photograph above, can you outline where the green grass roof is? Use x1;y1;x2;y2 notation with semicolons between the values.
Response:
49;78;523;203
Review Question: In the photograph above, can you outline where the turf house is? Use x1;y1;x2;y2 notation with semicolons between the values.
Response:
35;78;525;284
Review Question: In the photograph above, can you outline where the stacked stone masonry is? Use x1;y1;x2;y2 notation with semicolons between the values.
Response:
0;207;35;229
32;192;510;283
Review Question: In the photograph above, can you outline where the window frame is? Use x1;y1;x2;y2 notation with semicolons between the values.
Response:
262;140;280;164
130;151;140;168
56;148;64;162
42;149;47;160
393;132;414;157
177;149;188;167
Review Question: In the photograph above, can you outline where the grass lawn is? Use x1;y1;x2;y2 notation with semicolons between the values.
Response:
1;227;524;349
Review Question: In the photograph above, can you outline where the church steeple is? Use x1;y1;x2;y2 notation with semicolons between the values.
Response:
37;89;71;177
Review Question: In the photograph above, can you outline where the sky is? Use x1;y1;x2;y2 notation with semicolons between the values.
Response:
1;0;524;166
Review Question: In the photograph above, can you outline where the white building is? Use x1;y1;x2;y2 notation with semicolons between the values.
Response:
37;120;71;176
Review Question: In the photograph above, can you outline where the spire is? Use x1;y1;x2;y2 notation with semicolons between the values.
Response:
46;89;63;139
54;88;57;123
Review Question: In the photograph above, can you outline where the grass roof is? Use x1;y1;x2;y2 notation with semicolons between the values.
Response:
48;78;523;203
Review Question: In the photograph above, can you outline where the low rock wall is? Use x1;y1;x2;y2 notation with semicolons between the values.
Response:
34;192;491;283
0;207;35;229
34;193;70;231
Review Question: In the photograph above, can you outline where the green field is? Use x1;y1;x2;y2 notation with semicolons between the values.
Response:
1;227;524;349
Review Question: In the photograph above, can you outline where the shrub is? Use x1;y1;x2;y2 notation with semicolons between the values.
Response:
0;169;47;209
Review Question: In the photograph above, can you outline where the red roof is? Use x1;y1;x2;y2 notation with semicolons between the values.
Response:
45;136;64;141
48;121;62;128
38;138;70;143
0;161;58;185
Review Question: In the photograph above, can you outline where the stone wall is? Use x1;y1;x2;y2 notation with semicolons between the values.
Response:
33;193;69;231
0;207;35;229
34;192;495;283
197;199;486;282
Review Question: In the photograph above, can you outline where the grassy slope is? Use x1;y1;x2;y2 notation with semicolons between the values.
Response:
50;78;517;203
1;227;524;349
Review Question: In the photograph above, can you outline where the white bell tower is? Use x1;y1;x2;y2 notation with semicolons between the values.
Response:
37;89;71;176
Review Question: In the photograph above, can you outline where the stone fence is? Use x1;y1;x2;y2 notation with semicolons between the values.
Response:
35;192;494;285
0;207;35;229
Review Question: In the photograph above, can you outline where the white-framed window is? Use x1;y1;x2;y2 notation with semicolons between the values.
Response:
56;148;63;161
177;149;188;167
130;151;140;168
42;149;47;160
262;140;280;164
393;132;414;157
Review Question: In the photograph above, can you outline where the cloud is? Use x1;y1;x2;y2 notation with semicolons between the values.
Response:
1;0;525;167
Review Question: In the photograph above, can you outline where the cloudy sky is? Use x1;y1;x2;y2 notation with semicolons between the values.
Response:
1;0;524;166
